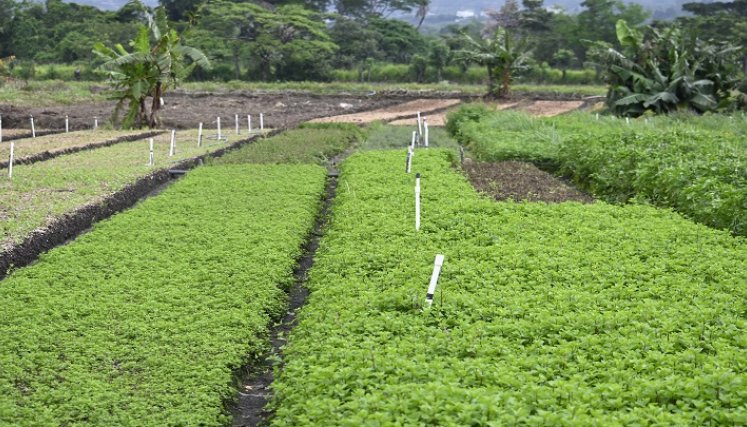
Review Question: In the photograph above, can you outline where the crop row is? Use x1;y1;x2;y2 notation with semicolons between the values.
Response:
0;163;327;426
1;129;250;248
270;149;747;425
449;107;747;235
0;130;155;164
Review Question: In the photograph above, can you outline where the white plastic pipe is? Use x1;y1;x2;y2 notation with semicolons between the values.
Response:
235;114;240;135
417;112;423;137
65;115;69;133
217;117;222;140
198;122;203;147
595;113;599;121
406;148;413;174
247;115;252;132
149;138;154;166
8;141;14;178
30;116;35;138
260;113;264;131
425;254;445;308
424;121;429;147
415;173;421;231
0;115;3;143
626;117;630;125
93;117;98;131
411;131;416;150
169;130;176;156
159;97;165;107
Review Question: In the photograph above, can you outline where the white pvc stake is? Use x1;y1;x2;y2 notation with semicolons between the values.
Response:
65;115;69;133
595;113;599;121
169;129;176;156
235;114;240;135
8;141;14;178
415;173;421;231
93;117;98;131
217;117;222;140
0;115;3;143
198;122;203;147
149;138;154;166
30;116;36;138
247;115;252;132
260;113;264;131
406;148;413;174
159;97;165;107
411;131;416;150
417;112;423;137
425;254;445;308
626;117;630;125
424;121;429;147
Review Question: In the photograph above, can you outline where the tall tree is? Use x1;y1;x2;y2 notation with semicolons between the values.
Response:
159;0;205;22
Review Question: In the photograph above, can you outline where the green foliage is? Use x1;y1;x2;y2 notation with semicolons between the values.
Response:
588;20;745;117
270;149;747;425
444;103;493;142
450;107;747;235
214;126;364;165
0;164;327;426
409;54;427;83
94;7;209;128
361;123;459;151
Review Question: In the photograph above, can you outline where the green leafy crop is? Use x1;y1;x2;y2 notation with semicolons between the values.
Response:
0;164;327;426
270;149;747;425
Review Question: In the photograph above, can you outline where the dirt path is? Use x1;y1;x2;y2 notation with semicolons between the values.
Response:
463;160;593;204
310;99;461;124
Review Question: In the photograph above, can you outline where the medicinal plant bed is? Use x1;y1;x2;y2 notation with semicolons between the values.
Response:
270;150;747;426
0;130;154;165
0;164;327;426
1;129;250;249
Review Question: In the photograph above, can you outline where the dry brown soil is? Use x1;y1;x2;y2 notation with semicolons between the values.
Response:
464;160;593;204
310;99;461;124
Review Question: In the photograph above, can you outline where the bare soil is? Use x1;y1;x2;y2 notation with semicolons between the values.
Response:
310;99;462;124
0;93;406;130
464;160;593;204
518;100;585;117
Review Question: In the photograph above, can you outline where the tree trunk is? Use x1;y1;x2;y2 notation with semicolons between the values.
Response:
486;65;495;96
148;82;162;129
501;67;510;98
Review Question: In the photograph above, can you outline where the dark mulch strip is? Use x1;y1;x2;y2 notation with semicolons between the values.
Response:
464;160;593;204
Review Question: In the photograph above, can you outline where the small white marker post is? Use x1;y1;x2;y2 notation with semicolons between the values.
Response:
247;115;252;132
235;114;240;135
65;115;69;133
424;120;429;147
595;113;599;121
160;97;165;107
198;122;203;147
0;115;3;143
169;129;176;156
93;117;98;131
425;254;445;308
8;141;14;178
30;115;36;138
415;173;421;231
417;112;423;137
217;117;223;140
406;148;413;173
260;113;264;131
411;131;416;150
148;138;155;166
626;117;630;125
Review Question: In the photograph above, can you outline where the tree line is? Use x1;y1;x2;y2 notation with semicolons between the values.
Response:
0;0;745;86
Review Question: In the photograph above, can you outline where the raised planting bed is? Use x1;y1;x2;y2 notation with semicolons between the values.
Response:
0;128;267;251
449;107;747;236
0;164;327;426
269;149;747;426
309;99;462;125
0;130;163;168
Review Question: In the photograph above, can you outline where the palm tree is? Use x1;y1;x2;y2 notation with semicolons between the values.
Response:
456;28;530;97
415;0;430;30
93;5;209;128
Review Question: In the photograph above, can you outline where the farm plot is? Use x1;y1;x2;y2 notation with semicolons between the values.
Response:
1;129;252;249
0;164;327;426
450;108;747;235
270;150;747;426
309;99;461;125
0;129;159;166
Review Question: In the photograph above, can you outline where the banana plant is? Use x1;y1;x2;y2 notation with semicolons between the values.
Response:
93;5;209;128
587;20;744;117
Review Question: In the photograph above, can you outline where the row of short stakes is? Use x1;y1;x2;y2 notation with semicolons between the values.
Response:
402;112;444;309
